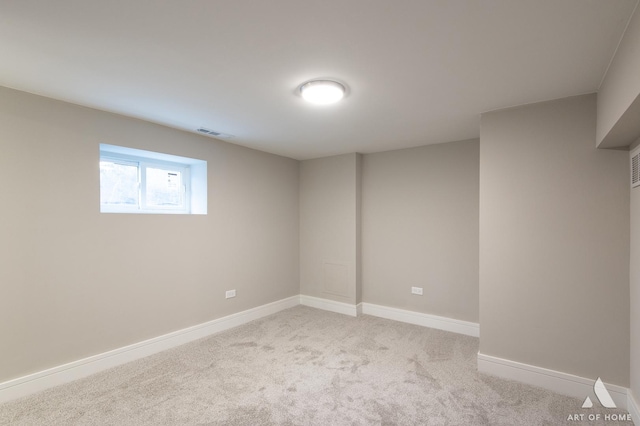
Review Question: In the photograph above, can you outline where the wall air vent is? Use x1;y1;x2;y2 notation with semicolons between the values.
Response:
632;146;640;188
196;127;233;139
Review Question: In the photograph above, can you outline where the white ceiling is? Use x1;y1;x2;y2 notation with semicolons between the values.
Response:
0;0;637;160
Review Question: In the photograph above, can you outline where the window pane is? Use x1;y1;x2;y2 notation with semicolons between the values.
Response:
100;161;139;206
145;167;183;208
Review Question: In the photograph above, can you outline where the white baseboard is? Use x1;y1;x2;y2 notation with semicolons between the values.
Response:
299;294;359;317
629;390;640;425
361;303;480;337
0;295;300;404
477;352;629;411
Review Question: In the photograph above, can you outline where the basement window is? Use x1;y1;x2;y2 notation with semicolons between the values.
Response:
99;144;207;214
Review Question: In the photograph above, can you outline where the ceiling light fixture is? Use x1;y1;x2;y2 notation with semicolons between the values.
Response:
300;80;346;105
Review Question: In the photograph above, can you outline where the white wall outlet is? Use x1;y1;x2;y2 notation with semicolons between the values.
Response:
411;287;423;296
225;289;236;299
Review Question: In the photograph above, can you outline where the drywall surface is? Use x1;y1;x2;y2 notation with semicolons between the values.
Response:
299;154;360;305
362;139;480;322
0;86;299;382
480;94;629;386
631;138;640;404
355;153;363;305
597;4;640;146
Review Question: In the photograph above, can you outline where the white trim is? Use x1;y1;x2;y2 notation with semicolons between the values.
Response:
0;296;299;404
361;303;480;337
629;390;640;425
356;303;363;316
477;352;629;410
299;295;358;317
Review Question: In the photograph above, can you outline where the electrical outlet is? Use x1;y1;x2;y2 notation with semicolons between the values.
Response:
411;287;423;296
225;289;236;299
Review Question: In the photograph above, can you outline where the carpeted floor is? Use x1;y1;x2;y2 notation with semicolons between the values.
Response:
0;306;631;425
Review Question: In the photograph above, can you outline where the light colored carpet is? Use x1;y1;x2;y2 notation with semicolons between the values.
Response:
0;306;631;425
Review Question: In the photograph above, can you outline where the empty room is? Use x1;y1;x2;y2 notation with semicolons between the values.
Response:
1;1;640;425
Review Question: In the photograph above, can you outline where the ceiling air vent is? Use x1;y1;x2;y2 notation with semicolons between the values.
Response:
632;146;640;188
196;127;233;139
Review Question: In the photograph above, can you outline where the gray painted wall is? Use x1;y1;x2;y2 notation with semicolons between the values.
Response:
0;86;300;383
480;94;630;386
299;153;361;305
630;138;640;405
3;81;635;397
361;140;480;322
597;4;640;146
355;154;363;305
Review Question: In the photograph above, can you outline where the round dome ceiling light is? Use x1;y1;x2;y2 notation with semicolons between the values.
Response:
300;80;346;105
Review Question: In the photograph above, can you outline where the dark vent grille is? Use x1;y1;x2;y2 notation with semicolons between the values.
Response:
632;149;640;188
196;127;233;138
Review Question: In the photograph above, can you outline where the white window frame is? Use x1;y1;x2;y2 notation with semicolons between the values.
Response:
99;155;141;213
141;159;190;213
100;144;206;214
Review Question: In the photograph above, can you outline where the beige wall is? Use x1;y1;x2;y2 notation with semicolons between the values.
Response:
355;154;363;305
0;86;300;383
361;140;480;322
4;80;635;396
597;5;640;147
299;153;361;305
480;94;630;386
598;0;640;401
631;138;640;404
